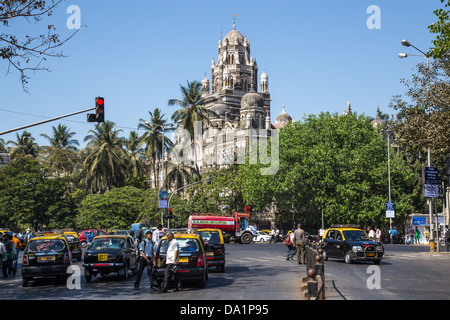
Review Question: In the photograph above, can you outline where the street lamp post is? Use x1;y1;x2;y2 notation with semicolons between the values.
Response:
399;39;435;244
385;129;393;243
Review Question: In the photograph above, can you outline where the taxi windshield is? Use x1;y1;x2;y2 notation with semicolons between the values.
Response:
91;238;125;249
343;230;370;241
159;238;200;254
28;239;66;252
196;231;221;244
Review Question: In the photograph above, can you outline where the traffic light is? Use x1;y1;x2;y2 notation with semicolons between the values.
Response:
87;97;105;123
168;208;173;219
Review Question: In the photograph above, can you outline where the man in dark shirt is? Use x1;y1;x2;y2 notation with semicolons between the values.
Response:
293;224;306;264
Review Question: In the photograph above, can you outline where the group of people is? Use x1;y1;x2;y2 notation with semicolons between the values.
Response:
0;233;23;278
133;225;181;293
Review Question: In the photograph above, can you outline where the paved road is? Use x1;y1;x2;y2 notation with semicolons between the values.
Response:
0;242;306;300
325;244;450;300
2;242;448;301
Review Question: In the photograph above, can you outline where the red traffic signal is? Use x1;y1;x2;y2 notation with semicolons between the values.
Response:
87;96;105;123
95;97;105;122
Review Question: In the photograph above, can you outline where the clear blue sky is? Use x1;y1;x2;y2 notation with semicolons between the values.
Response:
0;0;442;148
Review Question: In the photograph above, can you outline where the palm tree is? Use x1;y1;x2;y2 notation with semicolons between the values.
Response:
168;80;217;175
82;121;128;194
7;131;39;159
0;138;6;153
164;162;191;193
138;108;174;189
40;124;80;177
124;130;146;178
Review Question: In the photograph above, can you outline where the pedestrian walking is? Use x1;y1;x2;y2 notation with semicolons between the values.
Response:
86;230;94;244
414;226;421;245
0;235;7;277
134;230;156;291
285;231;296;260
444;226;450;252
2;234;14;278
11;233;22;273
407;226;415;245
368;227;375;240
375;227;382;244
270;228;275;244
160;232;182;292
293;224;306;264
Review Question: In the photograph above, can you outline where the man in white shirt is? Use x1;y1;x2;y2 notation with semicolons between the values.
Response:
160;232;182;292
152;224;163;254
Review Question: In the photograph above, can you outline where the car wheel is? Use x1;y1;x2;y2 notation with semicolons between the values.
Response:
22;277;29;287
84;269;92;282
121;263;129;280
219;263;225;273
373;259;381;265
344;252;353;264
241;232;253;244
198;271;206;288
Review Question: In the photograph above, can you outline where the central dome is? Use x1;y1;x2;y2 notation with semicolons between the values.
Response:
241;88;264;110
224;29;245;43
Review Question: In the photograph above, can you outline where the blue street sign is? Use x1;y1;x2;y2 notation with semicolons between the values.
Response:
386;201;395;218
424;167;438;198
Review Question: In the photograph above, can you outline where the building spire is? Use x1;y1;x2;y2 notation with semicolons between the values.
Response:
233;13;237;30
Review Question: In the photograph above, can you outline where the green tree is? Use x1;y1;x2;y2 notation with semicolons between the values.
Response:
7;131;39;159
168;80;216;175
240;113;417;231
76;186;160;230
124;130;146;179
429;0;450;58
39;123;81;177
0;156;76;230
138;108;174;189
82;121;128;194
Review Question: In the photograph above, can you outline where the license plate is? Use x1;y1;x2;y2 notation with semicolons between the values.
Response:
98;253;108;261
366;253;375;257
206;252;214;256
38;256;55;262
179;257;189;263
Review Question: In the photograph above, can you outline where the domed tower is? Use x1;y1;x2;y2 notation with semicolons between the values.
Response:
275;103;292;124
201;73;210;96
260;70;269;93
204;16;270;127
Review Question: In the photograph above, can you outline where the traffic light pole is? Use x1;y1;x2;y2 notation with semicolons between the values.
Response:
0;107;95;136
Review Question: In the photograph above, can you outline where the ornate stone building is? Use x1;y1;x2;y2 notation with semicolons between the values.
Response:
192;19;279;171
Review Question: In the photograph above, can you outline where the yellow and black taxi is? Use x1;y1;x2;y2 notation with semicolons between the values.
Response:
21;232;72;287
83;234;138;282
320;225;384;264
155;232;208;288
192;228;225;273
51;229;82;262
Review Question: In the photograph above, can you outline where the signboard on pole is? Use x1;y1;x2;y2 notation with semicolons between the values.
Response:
424;167;438;198
159;190;168;208
386;201;395;218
